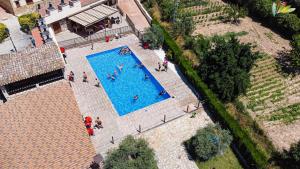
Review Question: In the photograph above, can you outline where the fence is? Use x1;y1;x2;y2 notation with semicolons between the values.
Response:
57;26;132;49
125;14;145;39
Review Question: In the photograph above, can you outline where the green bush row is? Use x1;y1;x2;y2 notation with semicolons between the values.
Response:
152;19;269;168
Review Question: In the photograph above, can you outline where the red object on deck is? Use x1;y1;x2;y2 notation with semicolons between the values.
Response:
85;116;92;123
87;128;94;136
105;36;110;42
60;47;65;53
143;43;149;49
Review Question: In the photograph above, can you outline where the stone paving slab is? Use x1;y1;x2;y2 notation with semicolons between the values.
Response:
64;34;200;156
137;110;213;169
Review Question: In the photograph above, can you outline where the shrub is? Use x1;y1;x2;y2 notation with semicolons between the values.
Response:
104;136;158;169
223;4;247;24
186;124;233;161
18;12;40;33
160;0;176;21
0;23;8;42
290;34;300;68
172;12;195;36
143;24;164;49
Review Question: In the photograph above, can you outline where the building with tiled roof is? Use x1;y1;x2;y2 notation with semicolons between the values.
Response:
0;42;65;99
0;81;96;169
0;42;64;86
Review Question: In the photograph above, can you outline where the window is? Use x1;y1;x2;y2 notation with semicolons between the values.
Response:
15;1;20;8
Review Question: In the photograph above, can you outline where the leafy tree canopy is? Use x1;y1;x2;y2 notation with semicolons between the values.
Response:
104;136;158;169
143;24;164;49
223;4;247;24
172;12;195;36
0;23;8;43
186;124;233;161
197;35;261;102
18;12;40;33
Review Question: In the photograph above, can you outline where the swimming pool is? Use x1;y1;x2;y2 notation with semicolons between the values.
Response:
87;46;170;116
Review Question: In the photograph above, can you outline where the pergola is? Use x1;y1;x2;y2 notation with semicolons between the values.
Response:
68;4;118;28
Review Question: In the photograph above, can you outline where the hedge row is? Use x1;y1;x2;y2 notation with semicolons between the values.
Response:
228;0;300;37
152;19;269;168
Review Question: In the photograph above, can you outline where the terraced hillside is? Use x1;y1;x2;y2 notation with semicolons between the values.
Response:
181;0;300;150
240;55;300;149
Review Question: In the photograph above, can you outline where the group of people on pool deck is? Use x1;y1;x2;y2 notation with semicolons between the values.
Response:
68;71;100;87
156;57;169;72
107;64;124;80
133;90;167;101
119;47;131;55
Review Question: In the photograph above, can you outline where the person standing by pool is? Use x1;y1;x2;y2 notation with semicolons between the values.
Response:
95;78;100;87
158;62;161;71
83;72;88;82
68;71;74;81
163;60;168;72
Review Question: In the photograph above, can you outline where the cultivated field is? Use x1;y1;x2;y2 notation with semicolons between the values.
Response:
186;0;300;149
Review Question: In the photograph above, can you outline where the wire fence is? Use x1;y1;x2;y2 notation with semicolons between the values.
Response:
57;26;132;49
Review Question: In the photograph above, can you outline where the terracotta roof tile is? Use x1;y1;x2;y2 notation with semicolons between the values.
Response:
0;81;95;169
0;42;65;86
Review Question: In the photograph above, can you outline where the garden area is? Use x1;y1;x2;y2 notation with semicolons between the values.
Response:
142;0;300;168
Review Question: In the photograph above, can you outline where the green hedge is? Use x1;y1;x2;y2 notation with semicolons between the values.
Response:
152;19;269;168
0;23;8;42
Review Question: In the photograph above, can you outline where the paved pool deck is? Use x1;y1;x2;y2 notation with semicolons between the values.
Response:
64;34;201;156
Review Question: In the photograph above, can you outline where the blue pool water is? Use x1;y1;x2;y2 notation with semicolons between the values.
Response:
87;46;170;116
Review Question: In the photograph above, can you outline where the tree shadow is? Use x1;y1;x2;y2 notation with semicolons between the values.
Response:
275;50;300;76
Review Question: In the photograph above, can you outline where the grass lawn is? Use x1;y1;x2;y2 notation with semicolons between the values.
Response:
196;148;243;169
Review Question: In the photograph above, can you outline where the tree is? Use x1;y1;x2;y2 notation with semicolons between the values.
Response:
198;36;260;102
143;24;164;49
290;34;300;69
160;0;176;21
223;4;247;24
18;12;40;33
186;124;233;161
273;140;300;169
0;23;8;42
104;136;158;169
172;12;195;36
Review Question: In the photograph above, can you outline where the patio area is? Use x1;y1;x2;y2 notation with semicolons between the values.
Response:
64;34;201;155
55;12;128;42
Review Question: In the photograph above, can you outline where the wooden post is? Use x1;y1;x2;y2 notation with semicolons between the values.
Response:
111;136;114;144
139;125;141;132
